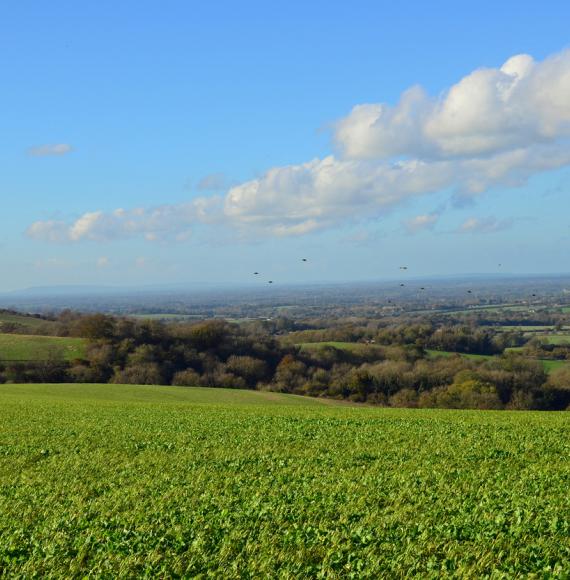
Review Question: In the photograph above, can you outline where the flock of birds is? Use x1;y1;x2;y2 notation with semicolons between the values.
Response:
251;260;541;301
254;258;308;285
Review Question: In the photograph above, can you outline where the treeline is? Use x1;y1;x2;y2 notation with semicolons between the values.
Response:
283;323;525;355
1;313;570;410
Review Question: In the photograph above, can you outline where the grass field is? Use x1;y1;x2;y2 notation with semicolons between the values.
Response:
0;312;54;332
542;334;570;345
297;341;381;353
540;360;570;373
440;304;536;315
0;334;86;361
425;349;494;361
492;325;556;332
1;383;569;576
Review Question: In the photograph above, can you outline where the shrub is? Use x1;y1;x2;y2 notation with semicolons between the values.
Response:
172;369;201;387
419;377;503;410
389;388;419;408
225;355;268;386
111;363;164;385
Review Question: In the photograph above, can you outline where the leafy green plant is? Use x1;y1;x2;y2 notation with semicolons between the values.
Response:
1;384;569;576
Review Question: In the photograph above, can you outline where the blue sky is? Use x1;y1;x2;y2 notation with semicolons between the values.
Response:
2;0;570;291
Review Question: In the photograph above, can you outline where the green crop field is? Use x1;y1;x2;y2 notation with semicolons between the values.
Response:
1;384;569;576
0;334;86;361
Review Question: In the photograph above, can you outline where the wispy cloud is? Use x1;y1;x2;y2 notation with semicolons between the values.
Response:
403;213;440;234
33;257;71;269
28;143;73;157
197;172;228;192
341;228;385;246
458;217;513;234
27;202;218;243
26;48;570;243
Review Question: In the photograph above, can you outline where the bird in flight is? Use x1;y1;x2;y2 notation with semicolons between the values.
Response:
253;272;259;275
467;290;472;294
400;283;405;287
268;280;274;284
301;258;308;262
399;266;408;270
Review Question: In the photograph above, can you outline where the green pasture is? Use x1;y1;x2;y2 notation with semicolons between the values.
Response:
0;334;86;362
425;349;493;361
1;384;569;576
440;304;537;315
297;341;380;352
542;334;570;345
492;325;556;332
540;360;570;373
0;312;54;332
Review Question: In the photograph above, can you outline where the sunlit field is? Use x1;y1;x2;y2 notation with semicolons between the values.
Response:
0;334;86;362
1;384;569;576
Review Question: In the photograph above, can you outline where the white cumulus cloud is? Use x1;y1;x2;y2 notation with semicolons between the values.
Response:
334;52;570;159
26;49;570;243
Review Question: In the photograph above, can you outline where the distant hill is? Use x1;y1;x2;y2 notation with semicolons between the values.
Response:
3;285;121;297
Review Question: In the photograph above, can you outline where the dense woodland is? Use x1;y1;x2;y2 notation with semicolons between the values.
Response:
2;307;570;410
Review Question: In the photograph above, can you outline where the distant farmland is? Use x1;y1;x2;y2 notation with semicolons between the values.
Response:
0;334;86;362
